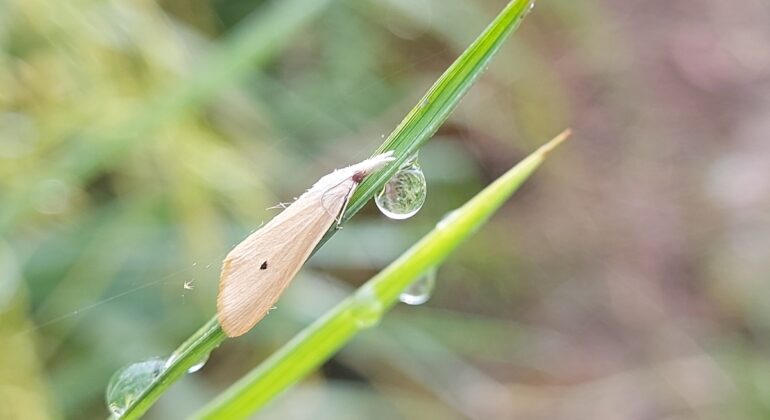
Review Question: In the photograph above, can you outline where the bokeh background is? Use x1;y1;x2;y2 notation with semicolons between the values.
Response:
2;0;770;418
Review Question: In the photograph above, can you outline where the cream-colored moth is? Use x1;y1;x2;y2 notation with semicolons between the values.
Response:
217;152;395;337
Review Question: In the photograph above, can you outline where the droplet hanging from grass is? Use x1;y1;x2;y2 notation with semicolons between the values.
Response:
164;350;210;374
350;288;384;329
375;153;427;220
105;357;166;417
399;267;436;305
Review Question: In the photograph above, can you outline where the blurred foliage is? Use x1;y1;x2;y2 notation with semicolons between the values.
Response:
2;0;770;419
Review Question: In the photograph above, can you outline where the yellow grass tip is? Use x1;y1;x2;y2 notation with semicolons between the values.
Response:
537;128;572;157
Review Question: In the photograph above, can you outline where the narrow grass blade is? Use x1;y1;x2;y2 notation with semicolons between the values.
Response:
338;0;535;225
114;1;536;418
194;130;570;419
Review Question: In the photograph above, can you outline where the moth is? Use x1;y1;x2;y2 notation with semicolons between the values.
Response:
217;152;395;337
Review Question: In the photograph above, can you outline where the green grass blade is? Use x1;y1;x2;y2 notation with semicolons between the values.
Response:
338;0;535;225
114;1;535;418
194;131;569;419
115;318;226;420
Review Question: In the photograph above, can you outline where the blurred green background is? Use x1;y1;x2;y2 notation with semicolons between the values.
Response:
2;0;770;418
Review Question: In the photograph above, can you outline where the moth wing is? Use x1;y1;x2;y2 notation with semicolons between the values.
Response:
217;179;355;337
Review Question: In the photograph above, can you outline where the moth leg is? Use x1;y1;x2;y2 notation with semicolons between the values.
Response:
334;188;356;229
266;202;290;210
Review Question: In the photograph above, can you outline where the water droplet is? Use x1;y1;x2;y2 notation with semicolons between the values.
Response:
375;154;427;220
105;357;165;416
164;350;209;373
351;288;384;329
400;268;436;305
528;0;536;13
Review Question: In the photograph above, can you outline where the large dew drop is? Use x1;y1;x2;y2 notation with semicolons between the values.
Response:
375;154;426;220
105;357;166;417
399;267;436;305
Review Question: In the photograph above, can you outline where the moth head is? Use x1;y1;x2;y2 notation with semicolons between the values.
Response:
351;151;396;183
352;171;366;184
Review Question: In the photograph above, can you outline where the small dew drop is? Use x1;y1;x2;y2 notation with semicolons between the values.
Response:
351;289;384;329
164;351;209;374
105;357;165;416
399;267;436;305
375;154;427;220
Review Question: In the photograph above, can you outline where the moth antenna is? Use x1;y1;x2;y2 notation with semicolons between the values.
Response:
319;174;357;218
319;188;341;219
